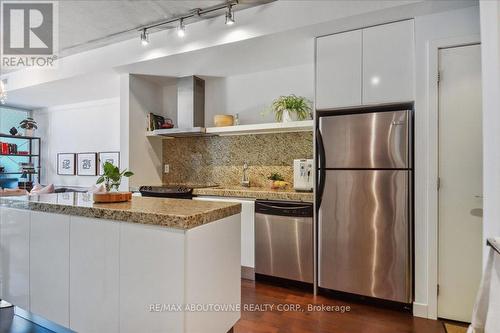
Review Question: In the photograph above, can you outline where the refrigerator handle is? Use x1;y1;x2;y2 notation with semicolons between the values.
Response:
316;128;326;208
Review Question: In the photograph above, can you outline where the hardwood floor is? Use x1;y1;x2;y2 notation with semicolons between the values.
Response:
236;279;445;333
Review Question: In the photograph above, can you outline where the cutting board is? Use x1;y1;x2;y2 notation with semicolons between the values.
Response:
93;191;132;203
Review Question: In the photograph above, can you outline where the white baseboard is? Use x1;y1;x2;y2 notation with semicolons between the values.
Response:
241;266;255;280
413;302;428;318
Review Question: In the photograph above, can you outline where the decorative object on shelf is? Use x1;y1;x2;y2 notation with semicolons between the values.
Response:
147;113;173;131
9;127;17;136
0;142;18;154
214;114;234;127
264;95;312;123
19;117;38;137
18;172;33;191
98;151;120;175
96;162;134;192
19;162;35;174
57;153;76;175
267;172;290;189
77;153;97;176
234;113;240;126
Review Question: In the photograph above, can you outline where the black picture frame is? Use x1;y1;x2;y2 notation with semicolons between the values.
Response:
77;152;98;176
57;153;76;176
98;151;120;175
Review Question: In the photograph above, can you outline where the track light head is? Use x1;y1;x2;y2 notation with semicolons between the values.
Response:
177;19;186;38
140;29;149;46
225;5;235;25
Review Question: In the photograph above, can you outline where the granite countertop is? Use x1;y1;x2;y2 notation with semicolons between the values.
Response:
193;186;314;202
0;193;241;230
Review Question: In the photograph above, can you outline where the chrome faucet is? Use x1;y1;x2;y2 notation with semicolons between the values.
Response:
241;162;250;187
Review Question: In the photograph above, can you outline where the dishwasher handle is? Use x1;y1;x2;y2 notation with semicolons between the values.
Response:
255;200;313;217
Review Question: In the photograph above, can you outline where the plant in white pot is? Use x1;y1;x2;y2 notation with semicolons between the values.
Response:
267;95;312;123
96;162;134;192
19;117;37;136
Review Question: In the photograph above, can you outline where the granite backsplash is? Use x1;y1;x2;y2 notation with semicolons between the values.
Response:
162;132;313;187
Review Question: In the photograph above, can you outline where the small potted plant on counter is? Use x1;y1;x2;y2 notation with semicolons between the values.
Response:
19;117;37;137
267;172;290;190
266;95;312;123
94;162;134;203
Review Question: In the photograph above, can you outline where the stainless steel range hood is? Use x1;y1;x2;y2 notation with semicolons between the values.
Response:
152;76;205;137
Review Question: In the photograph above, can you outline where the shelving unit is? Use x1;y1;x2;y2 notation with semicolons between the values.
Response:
0;134;41;189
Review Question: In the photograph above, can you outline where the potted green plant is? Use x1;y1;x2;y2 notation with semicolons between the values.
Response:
266;95;312;123
19;117;37;136
96;162;134;192
267;172;289;189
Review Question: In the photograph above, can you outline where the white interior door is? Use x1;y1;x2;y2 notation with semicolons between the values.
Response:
438;44;482;322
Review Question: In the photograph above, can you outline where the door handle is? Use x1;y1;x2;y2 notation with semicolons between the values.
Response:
316;128;326;209
474;195;483;199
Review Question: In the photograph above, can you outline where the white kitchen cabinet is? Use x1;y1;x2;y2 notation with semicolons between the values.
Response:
119;222;185;333
362;20;415;104
316;30;362;109
69;216;120;333
30;211;70;327
315;20;414;109
0;208;30;309
194;197;255;270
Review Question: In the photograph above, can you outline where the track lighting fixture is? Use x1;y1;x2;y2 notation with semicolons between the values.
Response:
138;1;238;44
225;5;235;25
177;19;186;38
140;29;149;46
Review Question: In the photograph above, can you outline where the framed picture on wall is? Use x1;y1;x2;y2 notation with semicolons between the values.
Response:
57;153;76;175
98;151;120;175
77;153;98;176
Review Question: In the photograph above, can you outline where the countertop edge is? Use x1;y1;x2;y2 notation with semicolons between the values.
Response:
192;188;314;202
0;196;242;230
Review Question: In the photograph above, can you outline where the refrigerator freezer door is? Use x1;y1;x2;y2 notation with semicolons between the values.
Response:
319;111;409;169
318;170;411;303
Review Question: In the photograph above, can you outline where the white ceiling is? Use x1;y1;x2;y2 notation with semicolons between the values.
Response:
58;0;269;56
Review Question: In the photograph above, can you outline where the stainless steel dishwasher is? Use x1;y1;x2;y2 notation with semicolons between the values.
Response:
255;200;313;283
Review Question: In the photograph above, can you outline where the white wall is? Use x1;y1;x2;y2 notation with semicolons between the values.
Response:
204;63;314;126
413;5;480;318
127;75;167;187
36;98;120;187
480;0;500;264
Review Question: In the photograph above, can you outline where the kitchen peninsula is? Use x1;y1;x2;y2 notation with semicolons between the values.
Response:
0;193;241;333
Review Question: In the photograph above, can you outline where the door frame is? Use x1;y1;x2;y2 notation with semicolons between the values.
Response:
423;34;481;319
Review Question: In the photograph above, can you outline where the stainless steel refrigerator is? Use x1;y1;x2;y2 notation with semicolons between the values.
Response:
316;105;413;304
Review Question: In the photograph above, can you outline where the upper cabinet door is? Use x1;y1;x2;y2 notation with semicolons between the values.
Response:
316;30;362;109
362;20;415;104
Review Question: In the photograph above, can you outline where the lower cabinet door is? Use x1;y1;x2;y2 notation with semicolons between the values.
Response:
30;211;70;327
69;216;120;333
0;208;30;309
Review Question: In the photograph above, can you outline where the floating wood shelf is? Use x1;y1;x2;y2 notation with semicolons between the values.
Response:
146;120;313;138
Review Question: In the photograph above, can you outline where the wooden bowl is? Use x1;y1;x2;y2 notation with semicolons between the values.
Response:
214;115;234;127
93;191;132;203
